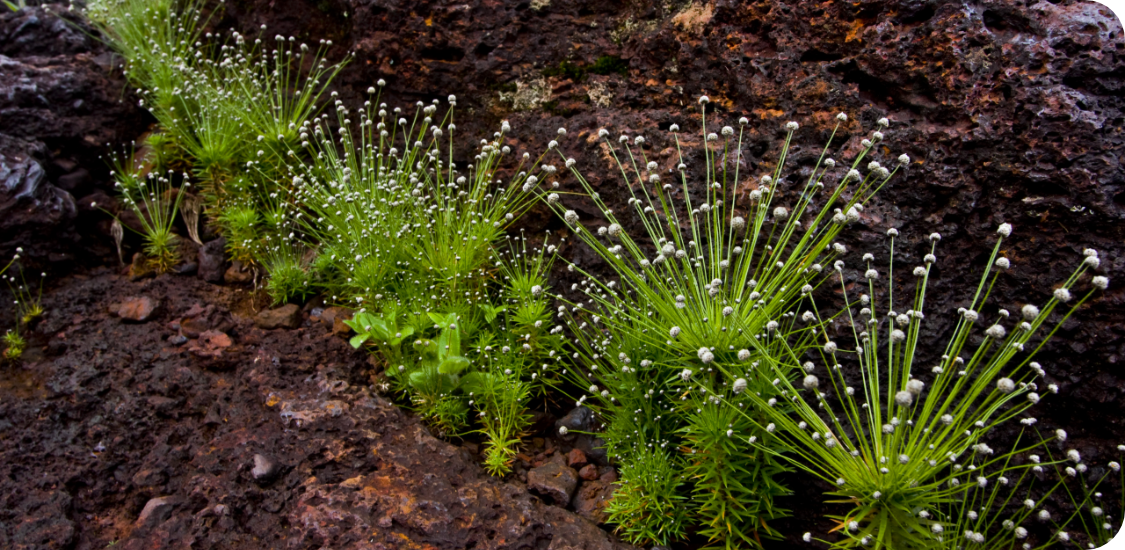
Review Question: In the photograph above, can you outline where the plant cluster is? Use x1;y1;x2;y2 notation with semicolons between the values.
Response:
2;249;44;362
86;1;1120;546
535;103;902;547
88;0;567;476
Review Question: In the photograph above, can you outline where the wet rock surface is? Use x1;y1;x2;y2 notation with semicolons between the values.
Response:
0;6;149;271
0;271;633;549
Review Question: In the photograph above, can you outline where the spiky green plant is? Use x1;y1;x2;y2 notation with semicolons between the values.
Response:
538;104;904;547
740;225;1109;549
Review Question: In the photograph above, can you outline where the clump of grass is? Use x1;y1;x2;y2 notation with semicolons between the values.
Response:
742;225;1109;548
109;150;188;274
536;102;905;547
2;257;44;363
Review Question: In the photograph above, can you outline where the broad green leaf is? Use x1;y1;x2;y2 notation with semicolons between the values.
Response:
348;333;371;349
438;355;470;375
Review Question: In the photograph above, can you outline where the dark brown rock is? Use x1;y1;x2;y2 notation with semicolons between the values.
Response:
0;7;148;272
114;296;159;322
255;304;302;330
572;479;615;525
197;237;226;283
527;462;579;505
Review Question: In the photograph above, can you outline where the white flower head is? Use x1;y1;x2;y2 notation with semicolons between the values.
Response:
786;121;799;131
733;378;747;393
1093;276;1109;290
564;210;579;224
997;223;1012;237
803;374;819;390
1054;287;1072;303
997;378;1015;393
985;324;1007;339
895;390;913;407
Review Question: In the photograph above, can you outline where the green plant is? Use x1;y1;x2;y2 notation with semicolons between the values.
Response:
262;241;312;305
539;103;902;547
111;159;188;273
1043;445;1123;548
2;330;25;361
604;437;690;545
741;227;1108;549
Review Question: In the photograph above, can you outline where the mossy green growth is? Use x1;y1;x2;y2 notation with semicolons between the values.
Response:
541;55;628;81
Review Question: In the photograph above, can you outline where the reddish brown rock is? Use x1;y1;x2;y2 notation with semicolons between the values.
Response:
254;303;302;330
578;464;598;481
185;330;232;359
527;462;579;506
572;480;616;525
567;447;587;468
113;296;158;322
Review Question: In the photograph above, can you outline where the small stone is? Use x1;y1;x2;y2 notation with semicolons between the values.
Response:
251;454;278;484
197;238;226;283
598;467;618;484
115;296;158;322
255;304;302;330
136;496;175;526
173;262;197;275
224;259;253;284
578;464;598;481
186;330;233;358
527;462;579;505
567;448;588;468
168;334;187;345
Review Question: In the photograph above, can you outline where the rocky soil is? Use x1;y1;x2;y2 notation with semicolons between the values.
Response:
0;271;633;550
2;1;1125;549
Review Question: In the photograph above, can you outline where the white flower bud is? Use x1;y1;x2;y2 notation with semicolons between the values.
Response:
997;223;1012;237
786;121;799;131
564;210;579;224
670;326;681;338
824;341;837;353
997;378;1015;393
1053;287;1072;303
895;390;913;407
1093;275;1109;289
733;378;747;393
985;324;1007;339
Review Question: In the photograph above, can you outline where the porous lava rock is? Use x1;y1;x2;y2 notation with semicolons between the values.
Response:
0;5;149;272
